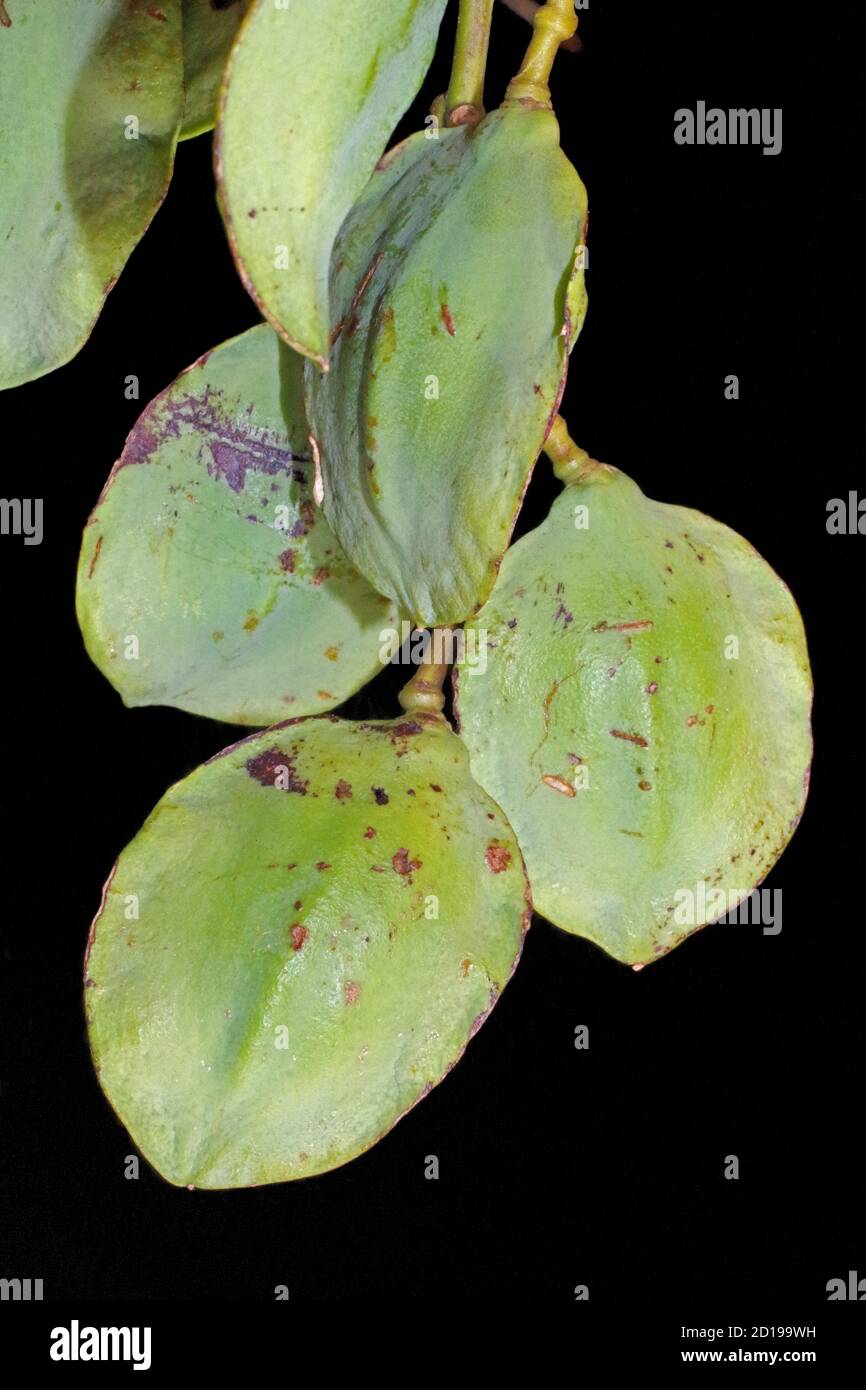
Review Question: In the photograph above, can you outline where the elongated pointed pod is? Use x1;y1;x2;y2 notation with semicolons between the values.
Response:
215;0;448;368
180;0;251;141
76;325;398;727
306;107;588;626
454;447;813;966
0;0;183;390
85;713;530;1187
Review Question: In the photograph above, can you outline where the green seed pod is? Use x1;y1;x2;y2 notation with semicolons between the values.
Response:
454;459;813;966
85;713;530;1187
76;325;397;727
306;106;588;627
0;0;183;389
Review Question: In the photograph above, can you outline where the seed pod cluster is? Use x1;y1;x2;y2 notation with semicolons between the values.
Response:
27;0;809;1183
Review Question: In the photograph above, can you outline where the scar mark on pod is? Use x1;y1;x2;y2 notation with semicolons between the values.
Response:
344;982;360;1005
87;535;103;579
440;303;456;336
594;620;654;633
610;729;648;747
290;924;308;951
542;774;575;797
353;253;383;310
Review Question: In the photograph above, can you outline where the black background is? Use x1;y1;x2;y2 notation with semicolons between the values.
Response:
1;0;863;1310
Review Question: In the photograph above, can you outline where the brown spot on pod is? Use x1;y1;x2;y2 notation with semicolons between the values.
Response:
245;748;308;794
485;842;512;873
290;924;308;951
335;780;352;800
594;619;653;633
440;302;456;336
610;729;648;747
392;848;421;877
87;535;103;579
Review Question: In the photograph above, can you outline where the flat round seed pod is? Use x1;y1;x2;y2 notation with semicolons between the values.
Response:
76;325;397;726
454;463;813;966
215;0;448;367
306;106;588;626
180;0;250;141
85;713;530;1187
0;0;183;389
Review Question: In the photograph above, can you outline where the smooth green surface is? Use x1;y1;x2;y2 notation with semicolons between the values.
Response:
76;325;398;726
306;107;588;625
0;0;183;389
180;0;250;140
216;0;448;367
85;714;530;1187
455;466;813;965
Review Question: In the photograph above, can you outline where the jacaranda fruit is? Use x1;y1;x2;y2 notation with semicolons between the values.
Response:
306;106;588;626
454;458;813;966
85;712;530;1186
76;325;398;726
